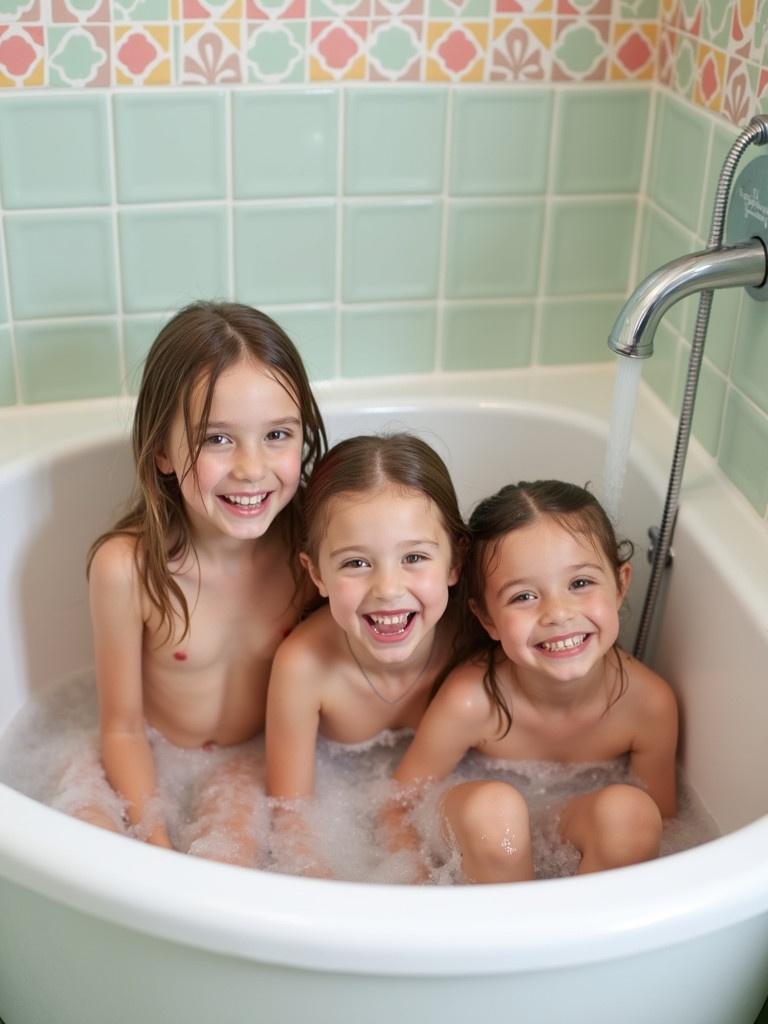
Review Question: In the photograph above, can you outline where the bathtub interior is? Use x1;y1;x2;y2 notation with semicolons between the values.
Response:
0;389;766;848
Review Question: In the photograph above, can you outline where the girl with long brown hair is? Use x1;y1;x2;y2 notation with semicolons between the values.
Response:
84;301;326;864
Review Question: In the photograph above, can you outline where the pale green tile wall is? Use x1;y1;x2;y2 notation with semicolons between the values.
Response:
641;92;768;520
1;83;768;522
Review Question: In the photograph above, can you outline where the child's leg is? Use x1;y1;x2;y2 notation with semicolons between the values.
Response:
559;783;663;875
440;780;533;883
185;751;262;868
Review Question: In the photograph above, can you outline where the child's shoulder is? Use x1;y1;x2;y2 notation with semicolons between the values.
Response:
619;648;678;719
272;605;337;672
433;654;496;721
89;532;141;588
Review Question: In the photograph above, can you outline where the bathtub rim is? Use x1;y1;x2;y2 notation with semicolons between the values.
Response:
2;366;767;977
1;783;767;976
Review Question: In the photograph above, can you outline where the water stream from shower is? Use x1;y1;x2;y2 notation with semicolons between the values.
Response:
601;357;643;525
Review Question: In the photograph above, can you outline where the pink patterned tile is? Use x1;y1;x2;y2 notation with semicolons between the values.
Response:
489;16;550;80
51;0;109;23
722;54;755;124
0;25;44;83
181;23;242;82
245;0;306;18
310;18;367;79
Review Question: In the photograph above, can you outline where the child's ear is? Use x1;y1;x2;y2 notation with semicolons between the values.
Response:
617;561;632;603
155;448;174;476
469;597;499;641
300;552;328;598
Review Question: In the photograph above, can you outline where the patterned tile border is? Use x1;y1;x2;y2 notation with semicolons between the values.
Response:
1;0;768;126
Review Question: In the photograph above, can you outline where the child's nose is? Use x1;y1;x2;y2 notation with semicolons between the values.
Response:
233;445;265;480
540;594;573;625
371;564;404;601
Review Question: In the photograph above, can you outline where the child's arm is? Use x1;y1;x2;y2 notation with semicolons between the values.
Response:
89;538;172;849
265;634;331;877
384;663;490;857
395;662;488;786
628;662;679;818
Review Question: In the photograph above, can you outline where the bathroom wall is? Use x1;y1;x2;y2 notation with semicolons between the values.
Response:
0;0;767;519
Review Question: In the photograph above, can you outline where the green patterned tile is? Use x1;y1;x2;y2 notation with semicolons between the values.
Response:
442;303;534;371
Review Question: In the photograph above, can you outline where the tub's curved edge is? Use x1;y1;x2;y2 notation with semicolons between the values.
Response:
1;785;766;976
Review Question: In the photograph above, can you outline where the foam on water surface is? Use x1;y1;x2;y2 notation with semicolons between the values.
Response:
0;674;719;884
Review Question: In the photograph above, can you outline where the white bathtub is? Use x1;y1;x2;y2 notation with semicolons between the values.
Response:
1;366;767;1024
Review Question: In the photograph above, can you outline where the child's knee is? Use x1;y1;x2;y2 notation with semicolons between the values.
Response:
588;784;663;866
443;780;531;873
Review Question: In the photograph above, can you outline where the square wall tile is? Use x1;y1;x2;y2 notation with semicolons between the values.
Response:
539;298;623;364
0;327;16;406
699;120;736;238
442;303;533;371
235;204;336;305
234;90;338;199
341;306;435;377
345;88;446;196
16;320;121;404
120;207;229;313
445;201;543;299
691;360;727;457
266;307;336;382
343;201;441;302
0;95;111;209
718;388;768;514
114;93;226;203
706;286;741;374
123;316;166;395
449;90;551;196
5;213;117;319
546;199;636;296
648;95;710;233
642;320;680;409
731;293;768;415
553;90;650;195
0;248;6;323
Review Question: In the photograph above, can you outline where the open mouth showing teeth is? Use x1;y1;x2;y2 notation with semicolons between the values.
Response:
220;494;267;507
365;612;416;635
538;634;588;653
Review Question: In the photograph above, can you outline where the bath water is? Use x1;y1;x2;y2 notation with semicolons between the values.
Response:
602;356;644;526
0;673;718;883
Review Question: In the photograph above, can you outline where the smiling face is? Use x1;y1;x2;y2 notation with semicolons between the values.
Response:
155;357;304;545
475;516;631;689
304;484;459;669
